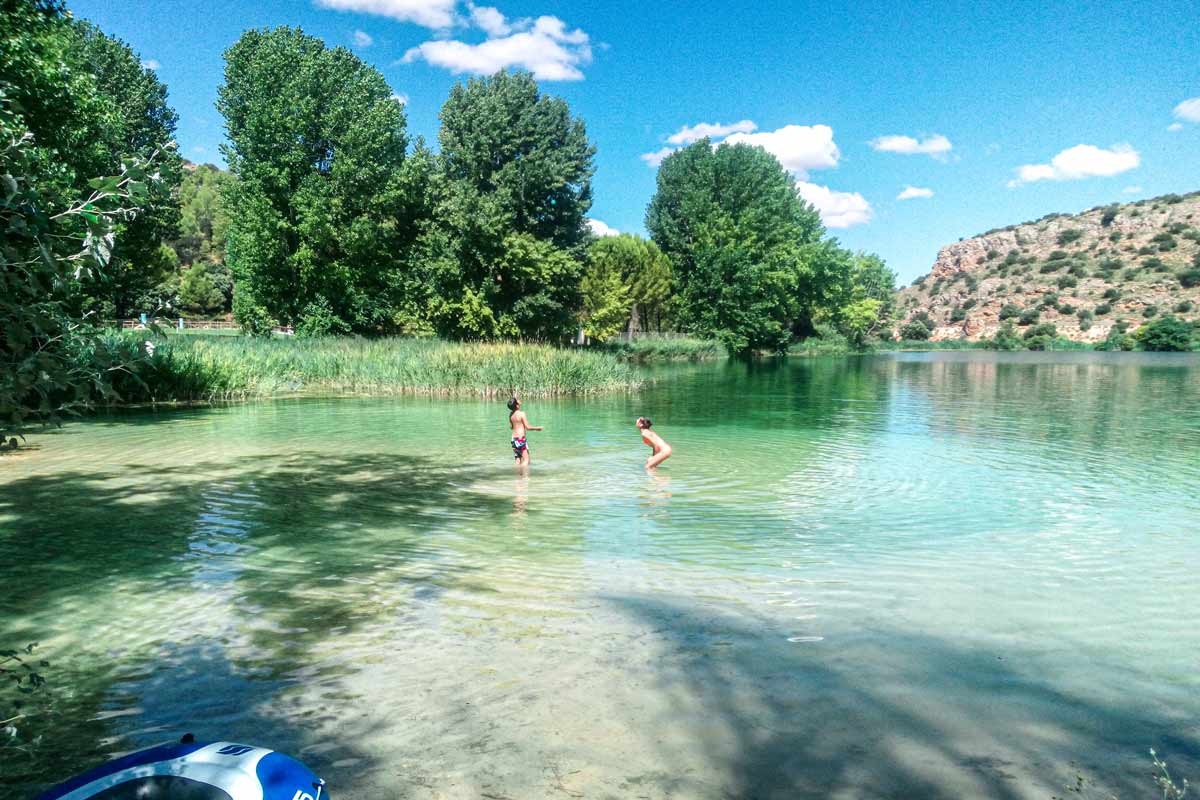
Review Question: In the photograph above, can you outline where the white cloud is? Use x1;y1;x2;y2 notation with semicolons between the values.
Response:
796;182;872;228
315;0;459;30
897;185;933;200
587;218;620;237
1007;143;1140;187
353;29;373;47
1168;122;1185;132
723;124;840;179
468;3;513;36
640;147;676;167
402;15;591;80
390;92;409;105
1174;97;1200;123
192;145;207;154
869;133;952;158
141;58;160;70
1122;185;1143;194
666;119;757;146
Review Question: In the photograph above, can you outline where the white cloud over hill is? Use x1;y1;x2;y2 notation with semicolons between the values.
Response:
1008;144;1139;187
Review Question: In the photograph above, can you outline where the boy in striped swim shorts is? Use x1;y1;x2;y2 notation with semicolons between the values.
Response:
507;397;543;466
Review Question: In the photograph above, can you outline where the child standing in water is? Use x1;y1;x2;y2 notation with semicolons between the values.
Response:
508;397;542;466
637;417;672;470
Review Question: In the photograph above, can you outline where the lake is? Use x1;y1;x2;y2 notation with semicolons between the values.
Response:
3;352;1199;798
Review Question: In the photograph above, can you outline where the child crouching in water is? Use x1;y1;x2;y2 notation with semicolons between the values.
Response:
636;417;671;470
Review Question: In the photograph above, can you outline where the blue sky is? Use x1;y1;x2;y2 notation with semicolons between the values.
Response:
74;0;1200;282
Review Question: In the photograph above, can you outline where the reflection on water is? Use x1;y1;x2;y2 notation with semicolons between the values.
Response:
2;352;1199;797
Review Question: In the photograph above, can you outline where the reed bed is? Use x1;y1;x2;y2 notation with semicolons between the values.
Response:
599;335;724;362
109;335;643;403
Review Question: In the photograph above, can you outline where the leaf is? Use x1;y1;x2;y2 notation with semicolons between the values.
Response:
87;176;121;194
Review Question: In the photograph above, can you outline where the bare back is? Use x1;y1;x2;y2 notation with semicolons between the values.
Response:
510;410;528;438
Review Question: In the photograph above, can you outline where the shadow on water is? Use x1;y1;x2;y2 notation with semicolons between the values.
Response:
0;451;515;794
609;594;1199;800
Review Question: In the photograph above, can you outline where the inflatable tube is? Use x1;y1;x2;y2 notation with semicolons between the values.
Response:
37;739;327;800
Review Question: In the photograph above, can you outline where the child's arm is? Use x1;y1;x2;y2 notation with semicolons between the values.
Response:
523;412;543;431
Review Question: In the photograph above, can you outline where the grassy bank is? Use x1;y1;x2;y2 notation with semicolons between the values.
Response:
105;335;643;403
598;335;724;362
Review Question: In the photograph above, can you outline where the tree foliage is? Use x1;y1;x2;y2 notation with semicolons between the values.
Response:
219;27;421;334
1138;315;1194;352
1;1;164;436
582;234;673;340
427;70;595;340
646;140;838;354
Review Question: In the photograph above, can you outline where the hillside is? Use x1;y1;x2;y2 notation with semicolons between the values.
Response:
896;191;1200;342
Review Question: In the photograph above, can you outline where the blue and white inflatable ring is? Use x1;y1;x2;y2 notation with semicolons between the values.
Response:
37;738;328;800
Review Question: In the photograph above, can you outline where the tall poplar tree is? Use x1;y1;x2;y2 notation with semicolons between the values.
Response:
218;27;422;335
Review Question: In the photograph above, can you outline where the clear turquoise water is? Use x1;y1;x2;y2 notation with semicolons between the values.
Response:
2;352;1199;798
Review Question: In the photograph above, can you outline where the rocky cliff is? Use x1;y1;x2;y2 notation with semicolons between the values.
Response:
896;191;1200;341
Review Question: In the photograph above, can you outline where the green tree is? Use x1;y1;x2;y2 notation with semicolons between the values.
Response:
173;162;232;266
218;27;422;335
580;258;630;342
1;1;163;436
1137;315;1194;352
428;70;595;340
646;140;835;354
177;261;229;315
583;234;673;339
65;20;183;318
841;299;883;349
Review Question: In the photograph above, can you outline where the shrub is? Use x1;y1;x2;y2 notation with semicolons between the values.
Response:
1138;246;1156;255
950;306;966;322
1057;229;1084;245
1178;268;1200;288
1143;256;1165;271
1023;323;1059;350
1095;303;1112;315
1018;308;1040;326
900;319;932;340
985;249;1001;260
1174;300;1194;313
1040;262;1062;274
990;321;1024;351
1138;315;1194;351
1109;231;1123;242
1143;305;1158;318
962;298;977;310
1040;292;1060;308
1096;326;1134;351
1079;316;1092;332
1100;206;1119;226
912;274;927;287
999;303;1021;321
1068;262;1090;277
1058;303;1076;315
1046;250;1070;261
1103;287;1122;300
1151;233;1177;252
1057;275;1078;289
1168;222;1187;234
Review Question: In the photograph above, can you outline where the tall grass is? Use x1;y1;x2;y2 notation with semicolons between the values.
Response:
106;335;642;404
599;335;723;362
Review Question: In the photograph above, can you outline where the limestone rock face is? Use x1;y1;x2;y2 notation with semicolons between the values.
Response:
896;191;1200;342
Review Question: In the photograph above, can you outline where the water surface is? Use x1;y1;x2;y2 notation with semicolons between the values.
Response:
3;352;1199;798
